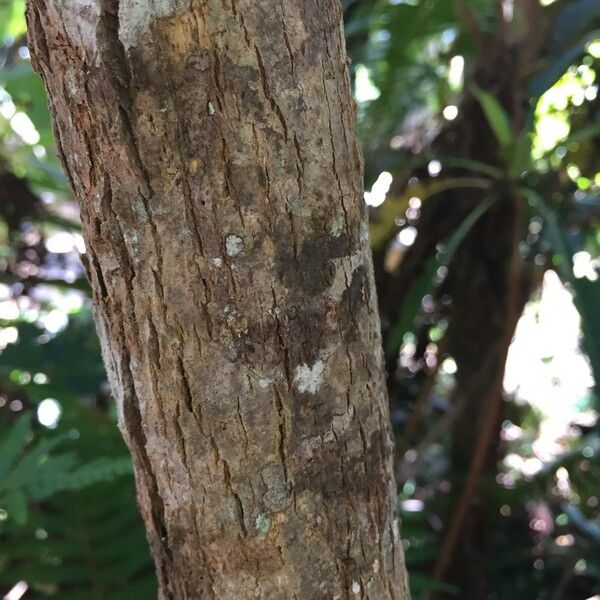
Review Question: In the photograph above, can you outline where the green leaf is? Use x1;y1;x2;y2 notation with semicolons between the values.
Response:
528;30;600;99
551;0;600;52
434;156;504;179
61;456;133;491
0;413;31;479
470;85;513;150
0;413;132;524
386;196;496;353
0;0;26;39
509;130;533;177
370;176;493;249
4;433;70;492
0;480;156;596
442;196;496;257
1;64;53;140
2;490;28;525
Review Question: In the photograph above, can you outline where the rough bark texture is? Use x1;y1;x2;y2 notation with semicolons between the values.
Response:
26;1;410;598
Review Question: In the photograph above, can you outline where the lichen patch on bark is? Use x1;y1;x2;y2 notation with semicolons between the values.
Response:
293;359;326;394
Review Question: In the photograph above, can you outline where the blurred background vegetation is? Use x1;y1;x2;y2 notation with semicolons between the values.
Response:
0;0;598;598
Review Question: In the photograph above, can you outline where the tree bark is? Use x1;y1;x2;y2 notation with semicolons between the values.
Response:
26;1;410;597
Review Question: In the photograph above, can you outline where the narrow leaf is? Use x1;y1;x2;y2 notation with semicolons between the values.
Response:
387;197;496;353
470;85;513;149
0;414;32;479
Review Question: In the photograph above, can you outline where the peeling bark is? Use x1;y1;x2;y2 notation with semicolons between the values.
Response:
26;0;410;597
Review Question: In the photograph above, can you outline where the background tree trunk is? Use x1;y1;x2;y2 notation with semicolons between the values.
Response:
26;0;410;598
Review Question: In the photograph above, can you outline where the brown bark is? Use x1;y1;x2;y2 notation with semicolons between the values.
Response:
26;0;410;598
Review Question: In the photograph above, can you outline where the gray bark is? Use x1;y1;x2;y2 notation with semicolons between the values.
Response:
27;0;410;597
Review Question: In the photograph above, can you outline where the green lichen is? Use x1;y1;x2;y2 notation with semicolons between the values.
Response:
255;512;272;535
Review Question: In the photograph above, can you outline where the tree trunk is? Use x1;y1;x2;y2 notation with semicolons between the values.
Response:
26;1;410;598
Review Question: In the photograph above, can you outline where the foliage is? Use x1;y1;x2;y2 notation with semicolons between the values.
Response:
0;479;155;599
345;0;600;597
0;413;132;523
0;315;154;597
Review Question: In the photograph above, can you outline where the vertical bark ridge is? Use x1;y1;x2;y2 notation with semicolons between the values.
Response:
26;0;411;597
